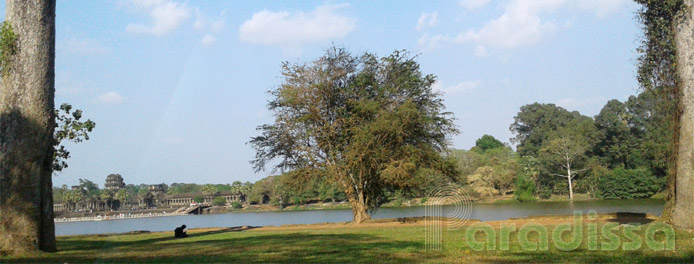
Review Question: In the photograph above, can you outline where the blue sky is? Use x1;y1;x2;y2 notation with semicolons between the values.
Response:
1;1;643;187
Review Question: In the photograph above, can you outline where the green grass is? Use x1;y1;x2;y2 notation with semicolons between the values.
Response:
2;221;694;263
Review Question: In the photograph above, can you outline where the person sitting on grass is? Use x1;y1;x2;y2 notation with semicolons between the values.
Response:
174;224;188;238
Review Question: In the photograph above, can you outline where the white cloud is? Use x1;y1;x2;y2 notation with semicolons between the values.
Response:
201;34;217;47
97;91;127;106
239;4;356;47
63;37;111;55
126;0;191;36
417;34;451;51
460;0;492;10
432;80;479;95
193;9;225;47
194;9;225;33
456;0;565;51
416;12;438;31
575;0;628;17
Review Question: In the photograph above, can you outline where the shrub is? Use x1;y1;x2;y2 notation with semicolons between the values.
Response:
212;196;226;206
553;181;568;195
599;167;660;199
231;201;242;209
514;174;536;202
538;187;552;199
193;196;204;203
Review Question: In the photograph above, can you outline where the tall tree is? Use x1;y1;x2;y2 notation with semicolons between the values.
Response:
635;0;694;229
594;100;638;169
250;48;458;223
474;134;504;152
539;118;598;200
510;103;584;157
672;0;694;230
0;0;57;253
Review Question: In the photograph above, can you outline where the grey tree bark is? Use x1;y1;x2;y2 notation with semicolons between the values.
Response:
0;0;57;253
672;0;694;230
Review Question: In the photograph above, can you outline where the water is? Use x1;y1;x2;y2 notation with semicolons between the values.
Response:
55;198;664;236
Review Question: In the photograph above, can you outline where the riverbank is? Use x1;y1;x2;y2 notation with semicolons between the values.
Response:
6;214;693;263
54;193;667;222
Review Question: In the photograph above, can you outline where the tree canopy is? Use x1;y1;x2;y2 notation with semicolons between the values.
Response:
249;47;458;223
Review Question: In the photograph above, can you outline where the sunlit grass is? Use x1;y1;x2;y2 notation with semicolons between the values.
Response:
2;221;693;263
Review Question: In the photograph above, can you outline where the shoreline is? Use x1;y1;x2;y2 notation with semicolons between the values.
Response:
54;197;665;223
57;212;661;238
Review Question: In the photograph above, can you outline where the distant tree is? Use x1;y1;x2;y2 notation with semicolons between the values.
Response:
449;149;482;182
515;174;537;202
115;189;128;203
539;121;596;200
599;167;661;199
212;196;227;206
241;181;253;196
202;184;218;198
193;196;204;203
100;190;115;210
78;179;100;198
467;166;497;197
250;48;458;223
510;103;583;157
594;100;639;169
231;181;242;193
474;134;505;152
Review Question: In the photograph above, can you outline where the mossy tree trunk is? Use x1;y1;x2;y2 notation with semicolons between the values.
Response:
670;0;694;230
0;0;57;253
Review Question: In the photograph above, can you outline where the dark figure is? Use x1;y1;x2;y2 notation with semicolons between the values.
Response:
174;225;188;238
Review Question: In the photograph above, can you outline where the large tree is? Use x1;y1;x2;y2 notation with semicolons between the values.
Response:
635;0;694;230
539;121;595;200
0;0;57;253
510;103;585;157
250;48;458;223
672;0;694;230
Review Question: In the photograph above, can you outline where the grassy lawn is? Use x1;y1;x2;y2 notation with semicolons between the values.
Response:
2;219;694;263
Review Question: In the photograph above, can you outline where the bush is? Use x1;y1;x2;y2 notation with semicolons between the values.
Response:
193;196;204;203
212;196;226;206
553;181;568;195
538;187;552;199
599;167;660;199
231;201;242;209
514;174;536;202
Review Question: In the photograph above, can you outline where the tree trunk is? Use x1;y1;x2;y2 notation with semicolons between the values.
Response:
0;0;57;253
349;190;371;224
566;164;574;200
670;0;694;230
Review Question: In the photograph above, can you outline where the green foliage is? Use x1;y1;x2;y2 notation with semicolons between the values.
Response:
514;174;536;202
53;103;96;173
474;134;505;152
249;47;458;219
0;21;16;76
538;187;552;200
599;167;661;199
510;103;587;157
231;201;242;209
193;196;204;203
212;196;227;206
202;184;218;196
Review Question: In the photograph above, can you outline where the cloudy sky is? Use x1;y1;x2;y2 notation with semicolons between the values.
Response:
0;0;643;187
